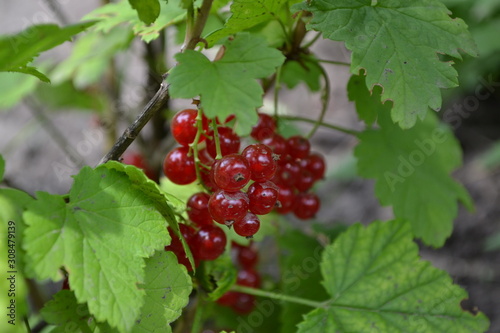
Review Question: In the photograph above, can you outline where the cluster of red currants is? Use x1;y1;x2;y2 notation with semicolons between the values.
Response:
217;242;260;314
158;108;325;267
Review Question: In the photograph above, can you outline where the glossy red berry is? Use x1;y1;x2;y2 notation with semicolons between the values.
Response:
165;224;198;271
208;190;249;226
275;184;295;214
237;246;258;269
293;192;320;220
251;113;276;141
303;152;326;180
233;212;260;238
237;268;261;288
163;147;196;185
295;169;315;192
187;192;213;227
261;134;288;160
286;135;311;160
170;109;208;146
206;126;240;158
247;181;279;215
217;291;238;306
200;168;217;192
212;154;251;191
193;225;227;261
232;293;255;314
274;159;300;186
122;151;157;181
242;144;277;182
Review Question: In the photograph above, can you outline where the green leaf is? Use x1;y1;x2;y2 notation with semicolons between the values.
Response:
131;251;192;332
206;0;287;45
355;111;472;247
281;58;322;92
41;290;113;332
347;72;390;125
297;220;490;333
129;0;161;25
10;66;50;83
0;72;38;109
167;33;285;135
23;165;170;332
0;188;33;331
35;81;106;112
278;229;325;333
51;27;133;88
295;0;477;128
0;22;95;81
197;253;237;301
84;0;186;43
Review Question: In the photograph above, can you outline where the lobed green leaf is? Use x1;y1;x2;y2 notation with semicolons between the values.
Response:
23;165;171;331
355;110;472;247
298;220;490;332
128;0;161;25
295;0;478;128
167;33;285;135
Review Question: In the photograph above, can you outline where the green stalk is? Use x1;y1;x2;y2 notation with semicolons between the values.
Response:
307;64;330;138
211;118;222;159
231;285;327;309
280;115;359;136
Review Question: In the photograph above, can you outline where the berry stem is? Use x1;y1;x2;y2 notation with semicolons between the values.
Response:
231;285;327;309
190;109;209;190
309;57;351;67
307;64;330;139
280;115;359;136
211;118;223;159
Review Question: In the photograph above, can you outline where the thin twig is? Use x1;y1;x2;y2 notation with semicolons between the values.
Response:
99;0;215;165
98;82;170;164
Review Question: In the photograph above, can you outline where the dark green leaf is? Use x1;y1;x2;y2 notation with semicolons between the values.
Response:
355;111;473;247
129;0;161;25
167;33;285;135
347;72;390;125
281;58;322;92
298;220;490;332
294;0;478;128
197;253;237;301
35;81;106;112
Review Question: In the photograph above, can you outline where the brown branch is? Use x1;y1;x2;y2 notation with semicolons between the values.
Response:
98;0;214;165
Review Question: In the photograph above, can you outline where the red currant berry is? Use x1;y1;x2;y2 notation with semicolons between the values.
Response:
217;291;238;306
187;192;213;227
193;225;227;261
198;147;215;167
162;147;196;185
212;154;251;191
275;184;295;214
261;134;288;160
237;246;258;269
293;192;320;220
233;212;260;238
206;126;240;158
303;152;326;180
295;169;315;192
237;268;261;288
251;113;276;141
165;224;198;271
231;293;255;314
242;144;277;182
122;151;157;181
170;109;208;146
200;168;217;192
247;181;279;215
274;159;300;186
286;135;310;160
208;190;249;226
